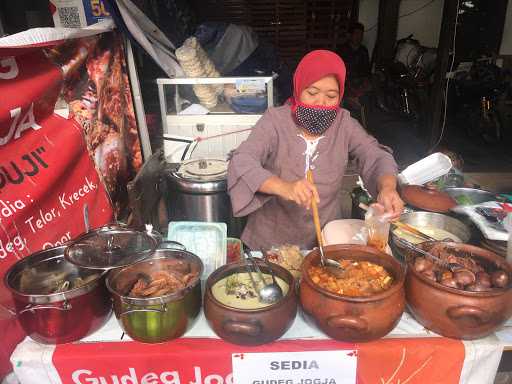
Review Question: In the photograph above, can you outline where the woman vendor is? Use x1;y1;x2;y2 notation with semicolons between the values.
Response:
228;50;404;250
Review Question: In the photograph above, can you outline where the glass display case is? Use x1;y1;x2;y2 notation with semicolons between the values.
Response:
156;76;274;162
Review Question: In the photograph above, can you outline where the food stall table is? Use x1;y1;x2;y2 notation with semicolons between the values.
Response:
10;310;505;384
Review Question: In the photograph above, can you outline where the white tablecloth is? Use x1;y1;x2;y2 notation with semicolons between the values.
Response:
9;309;508;384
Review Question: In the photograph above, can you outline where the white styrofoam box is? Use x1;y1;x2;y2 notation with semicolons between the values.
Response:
164;114;261;160
398;152;452;186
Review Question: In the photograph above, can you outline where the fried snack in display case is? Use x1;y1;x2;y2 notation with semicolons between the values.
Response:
266;245;304;279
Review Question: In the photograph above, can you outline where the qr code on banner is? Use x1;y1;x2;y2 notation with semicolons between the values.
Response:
57;6;81;28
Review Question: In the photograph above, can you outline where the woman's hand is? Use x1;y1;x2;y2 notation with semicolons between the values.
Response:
282;179;320;208
260;176;319;209
377;187;404;220
376;175;404;220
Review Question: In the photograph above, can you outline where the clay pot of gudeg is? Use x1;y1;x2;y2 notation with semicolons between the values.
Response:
204;260;297;345
300;244;405;342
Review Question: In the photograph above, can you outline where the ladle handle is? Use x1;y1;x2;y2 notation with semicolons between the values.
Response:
306;170;324;249
249;256;267;285
243;250;261;299
395;237;444;264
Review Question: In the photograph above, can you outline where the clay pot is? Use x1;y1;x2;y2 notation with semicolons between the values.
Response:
204;260;297;345
405;242;512;339
400;185;456;213
300;245;405;342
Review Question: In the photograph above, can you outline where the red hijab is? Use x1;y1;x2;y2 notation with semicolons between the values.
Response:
289;50;347;112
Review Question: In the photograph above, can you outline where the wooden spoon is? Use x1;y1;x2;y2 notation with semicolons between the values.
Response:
392;221;437;242
306;169;326;265
307;170;345;277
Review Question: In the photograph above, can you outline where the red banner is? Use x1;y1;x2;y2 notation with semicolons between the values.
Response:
49;32;143;215
51;337;465;384
0;42;115;377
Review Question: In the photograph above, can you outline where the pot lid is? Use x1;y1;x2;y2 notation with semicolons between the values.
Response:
175;159;228;181
64;225;159;270
6;246;102;296
401;185;457;213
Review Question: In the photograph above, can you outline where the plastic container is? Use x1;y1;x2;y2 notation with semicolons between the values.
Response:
365;204;391;252
167;221;227;278
322;219;367;246
226;237;243;263
398;152;452;186
505;213;512;263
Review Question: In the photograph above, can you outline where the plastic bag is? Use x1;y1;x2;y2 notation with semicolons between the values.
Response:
365;203;391;252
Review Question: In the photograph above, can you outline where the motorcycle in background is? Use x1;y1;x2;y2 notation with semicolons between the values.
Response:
375;35;437;124
453;57;508;144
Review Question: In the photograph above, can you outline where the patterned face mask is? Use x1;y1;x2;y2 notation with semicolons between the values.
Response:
295;103;338;135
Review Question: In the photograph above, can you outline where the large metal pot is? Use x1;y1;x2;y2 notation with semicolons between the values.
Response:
106;247;203;343
300;245;405;342
390;211;472;260
404;241;512;339
4;246;112;344
165;159;244;237
204;259;297;345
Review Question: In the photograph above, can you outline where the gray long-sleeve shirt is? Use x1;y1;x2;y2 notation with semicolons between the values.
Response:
227;104;398;250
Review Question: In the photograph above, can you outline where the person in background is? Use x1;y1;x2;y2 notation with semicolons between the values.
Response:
227;50;403;251
338;22;372;105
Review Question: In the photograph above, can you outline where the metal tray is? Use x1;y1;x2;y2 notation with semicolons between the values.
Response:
167;221;227;278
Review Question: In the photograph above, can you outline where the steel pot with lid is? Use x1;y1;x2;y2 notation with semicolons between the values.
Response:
63;224;203;343
3;224;161;344
106;247;203;343
165;159;244;237
4;246;112;344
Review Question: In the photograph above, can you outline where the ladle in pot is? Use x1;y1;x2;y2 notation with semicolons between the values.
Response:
306;170;345;277
395;237;464;271
243;249;283;304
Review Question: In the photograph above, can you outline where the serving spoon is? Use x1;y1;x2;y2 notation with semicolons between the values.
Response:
243;249;283;304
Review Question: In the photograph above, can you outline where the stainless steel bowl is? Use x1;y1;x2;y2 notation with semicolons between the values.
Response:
396;211;471;241
443;188;496;205
391;212;471;260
